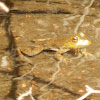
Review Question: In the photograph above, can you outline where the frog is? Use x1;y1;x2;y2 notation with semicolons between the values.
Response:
17;32;91;62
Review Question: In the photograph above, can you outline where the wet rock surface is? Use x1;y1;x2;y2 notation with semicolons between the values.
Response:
0;0;100;100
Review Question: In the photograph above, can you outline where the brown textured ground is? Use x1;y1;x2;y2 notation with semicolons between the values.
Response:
0;0;100;100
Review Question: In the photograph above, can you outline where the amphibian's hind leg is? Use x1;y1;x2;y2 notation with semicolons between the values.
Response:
16;46;43;63
55;49;69;61
20;46;44;57
17;48;32;63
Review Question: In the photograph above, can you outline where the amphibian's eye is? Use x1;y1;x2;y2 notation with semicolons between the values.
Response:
72;36;78;43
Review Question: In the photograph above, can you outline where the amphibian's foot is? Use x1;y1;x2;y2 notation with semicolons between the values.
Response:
62;58;69;64
54;48;69;61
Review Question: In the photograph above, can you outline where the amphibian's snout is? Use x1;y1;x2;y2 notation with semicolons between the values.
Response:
71;32;91;48
75;37;91;47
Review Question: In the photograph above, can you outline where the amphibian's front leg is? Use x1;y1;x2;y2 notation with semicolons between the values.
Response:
55;48;70;61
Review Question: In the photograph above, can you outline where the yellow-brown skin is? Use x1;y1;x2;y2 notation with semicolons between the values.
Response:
17;32;91;61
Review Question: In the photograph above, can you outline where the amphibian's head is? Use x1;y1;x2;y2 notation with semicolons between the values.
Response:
63;32;91;49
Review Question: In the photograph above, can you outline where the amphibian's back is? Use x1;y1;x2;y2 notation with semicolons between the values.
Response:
32;37;71;50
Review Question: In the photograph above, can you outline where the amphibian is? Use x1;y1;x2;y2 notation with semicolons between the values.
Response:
17;32;91;61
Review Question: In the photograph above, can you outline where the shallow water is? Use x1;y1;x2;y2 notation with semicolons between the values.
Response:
0;0;100;100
